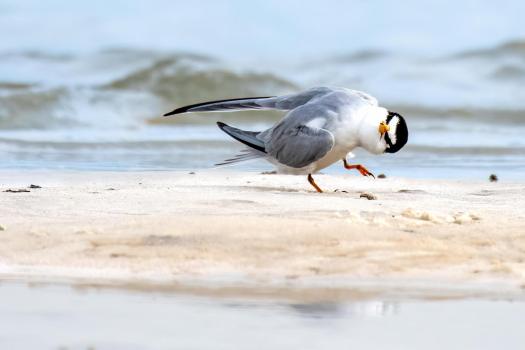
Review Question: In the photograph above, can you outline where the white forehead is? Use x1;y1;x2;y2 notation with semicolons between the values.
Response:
387;116;400;145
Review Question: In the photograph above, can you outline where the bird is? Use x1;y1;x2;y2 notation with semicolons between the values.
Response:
164;87;408;193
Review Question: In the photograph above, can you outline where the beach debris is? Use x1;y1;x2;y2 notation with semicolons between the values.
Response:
360;192;377;200
470;190;494;196
106;188;116;191
377;174;387;179
398;189;427;194
29;184;41;189
0;225;4;231
189;171;196;175
3;188;30;193
334;189;349;193
453;212;481;224
489;174;498;182
261;171;277;175
110;252;132;258
402;208;436;222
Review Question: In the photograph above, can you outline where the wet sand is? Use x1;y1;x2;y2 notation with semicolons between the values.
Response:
0;170;524;298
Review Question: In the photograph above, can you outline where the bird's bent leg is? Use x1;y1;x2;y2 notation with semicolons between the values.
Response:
343;159;375;178
307;174;323;193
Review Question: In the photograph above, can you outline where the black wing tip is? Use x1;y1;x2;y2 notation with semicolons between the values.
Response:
216;121;227;129
163;96;275;117
163;107;189;117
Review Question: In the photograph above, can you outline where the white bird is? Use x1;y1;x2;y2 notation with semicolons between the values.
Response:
164;87;408;192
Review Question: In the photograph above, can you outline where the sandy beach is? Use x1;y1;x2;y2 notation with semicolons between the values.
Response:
0;170;523;299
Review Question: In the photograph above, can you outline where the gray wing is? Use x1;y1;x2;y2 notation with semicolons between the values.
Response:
263;103;336;168
260;88;379;168
163;87;334;116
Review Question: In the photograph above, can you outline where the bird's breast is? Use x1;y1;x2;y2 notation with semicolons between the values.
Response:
329;113;360;151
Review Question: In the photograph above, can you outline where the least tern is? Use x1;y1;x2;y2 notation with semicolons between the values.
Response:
164;87;408;192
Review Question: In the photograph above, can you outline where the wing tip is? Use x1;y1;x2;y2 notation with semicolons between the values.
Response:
163;96;275;117
163;107;189;117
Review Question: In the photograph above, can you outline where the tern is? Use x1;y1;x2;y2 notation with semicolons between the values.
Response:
164;87;408;192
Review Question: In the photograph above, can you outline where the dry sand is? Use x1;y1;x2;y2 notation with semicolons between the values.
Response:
0;170;524;299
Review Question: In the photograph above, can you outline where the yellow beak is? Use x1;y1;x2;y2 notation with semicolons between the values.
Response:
379;122;390;135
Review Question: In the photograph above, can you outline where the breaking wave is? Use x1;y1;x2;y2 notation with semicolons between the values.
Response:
0;50;297;129
1;41;525;131
448;40;525;60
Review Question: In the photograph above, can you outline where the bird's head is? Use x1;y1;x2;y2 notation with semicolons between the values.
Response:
359;108;408;154
382;111;408;153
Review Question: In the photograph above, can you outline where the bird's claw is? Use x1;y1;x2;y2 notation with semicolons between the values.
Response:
357;166;375;178
343;160;375;179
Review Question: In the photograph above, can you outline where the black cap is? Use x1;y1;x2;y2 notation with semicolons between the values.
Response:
384;111;408;153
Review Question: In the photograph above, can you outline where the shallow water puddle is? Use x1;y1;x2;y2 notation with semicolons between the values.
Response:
0;283;524;350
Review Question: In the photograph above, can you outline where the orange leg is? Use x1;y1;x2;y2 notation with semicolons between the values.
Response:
307;174;323;193
343;159;375;178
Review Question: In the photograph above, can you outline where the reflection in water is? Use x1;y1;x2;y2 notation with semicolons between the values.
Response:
0;283;524;350
287;301;399;319
288;302;343;318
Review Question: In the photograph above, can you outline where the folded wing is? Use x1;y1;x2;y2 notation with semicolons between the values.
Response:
264;111;335;169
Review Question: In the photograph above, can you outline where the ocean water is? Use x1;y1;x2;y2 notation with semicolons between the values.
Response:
1;1;524;179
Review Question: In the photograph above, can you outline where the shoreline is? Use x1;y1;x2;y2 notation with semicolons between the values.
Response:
1;170;524;300
1;273;524;303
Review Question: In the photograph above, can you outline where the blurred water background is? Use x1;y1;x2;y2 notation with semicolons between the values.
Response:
1;0;524;178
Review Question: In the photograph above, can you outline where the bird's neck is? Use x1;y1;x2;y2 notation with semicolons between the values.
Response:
357;106;388;154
